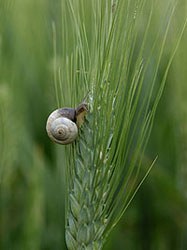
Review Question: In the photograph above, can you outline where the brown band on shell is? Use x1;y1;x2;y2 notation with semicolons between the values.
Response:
57;108;76;122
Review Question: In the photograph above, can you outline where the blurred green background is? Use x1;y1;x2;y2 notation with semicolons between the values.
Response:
0;0;187;249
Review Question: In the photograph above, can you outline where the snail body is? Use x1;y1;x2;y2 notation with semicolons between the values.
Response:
46;102;88;145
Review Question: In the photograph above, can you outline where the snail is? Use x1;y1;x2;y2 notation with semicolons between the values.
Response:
46;102;88;145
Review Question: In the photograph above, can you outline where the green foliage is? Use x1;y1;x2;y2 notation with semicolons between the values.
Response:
58;0;187;249
0;0;186;250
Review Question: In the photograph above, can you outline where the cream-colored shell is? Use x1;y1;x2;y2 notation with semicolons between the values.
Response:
46;109;78;145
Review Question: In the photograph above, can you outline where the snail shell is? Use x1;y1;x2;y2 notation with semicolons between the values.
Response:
46;102;88;145
46;108;78;145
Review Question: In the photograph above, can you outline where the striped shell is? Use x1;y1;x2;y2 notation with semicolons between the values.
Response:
46;109;78;145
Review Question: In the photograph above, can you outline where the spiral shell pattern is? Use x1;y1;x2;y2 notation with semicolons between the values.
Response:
46;109;78;145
